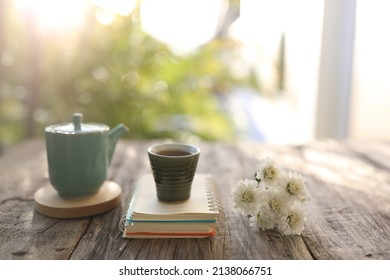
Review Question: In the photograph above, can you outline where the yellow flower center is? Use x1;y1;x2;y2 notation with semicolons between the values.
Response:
242;190;255;203
287;181;299;195
263;167;276;182
269;199;281;213
287;212;299;226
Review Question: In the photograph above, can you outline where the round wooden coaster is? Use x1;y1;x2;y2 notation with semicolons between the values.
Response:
34;181;122;218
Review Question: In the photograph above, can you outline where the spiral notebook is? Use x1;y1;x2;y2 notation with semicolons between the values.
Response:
121;173;220;238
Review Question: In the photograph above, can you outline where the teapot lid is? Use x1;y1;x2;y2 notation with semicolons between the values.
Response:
45;113;109;134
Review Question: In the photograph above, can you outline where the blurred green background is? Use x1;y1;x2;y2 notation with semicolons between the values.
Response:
0;0;260;154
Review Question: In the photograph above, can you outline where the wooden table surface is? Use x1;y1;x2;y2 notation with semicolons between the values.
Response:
0;139;389;260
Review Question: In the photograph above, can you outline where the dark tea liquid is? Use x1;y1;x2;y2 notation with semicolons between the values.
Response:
157;149;192;156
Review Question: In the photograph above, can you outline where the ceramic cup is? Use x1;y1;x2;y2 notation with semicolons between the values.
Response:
148;143;200;203
45;113;128;198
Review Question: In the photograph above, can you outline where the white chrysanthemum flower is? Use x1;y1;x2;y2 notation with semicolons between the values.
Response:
278;205;306;235
255;157;281;186
231;179;260;215
278;171;307;202
250;205;278;231
262;188;288;216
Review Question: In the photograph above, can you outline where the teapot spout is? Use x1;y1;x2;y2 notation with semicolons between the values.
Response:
108;124;129;163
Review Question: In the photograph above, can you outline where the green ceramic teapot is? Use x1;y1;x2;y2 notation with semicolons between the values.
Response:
45;113;128;198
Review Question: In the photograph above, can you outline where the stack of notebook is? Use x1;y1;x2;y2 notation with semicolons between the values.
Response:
121;173;220;238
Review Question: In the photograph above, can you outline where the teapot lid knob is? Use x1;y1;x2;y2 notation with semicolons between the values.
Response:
73;113;82;131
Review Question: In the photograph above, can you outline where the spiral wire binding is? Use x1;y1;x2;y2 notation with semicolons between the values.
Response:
119;192;135;233
205;176;224;215
118;210;128;233
118;180;141;233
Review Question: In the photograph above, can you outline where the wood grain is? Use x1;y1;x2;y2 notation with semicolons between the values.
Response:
0;139;389;259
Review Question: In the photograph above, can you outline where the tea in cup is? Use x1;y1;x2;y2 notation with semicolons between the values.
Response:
147;143;200;203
